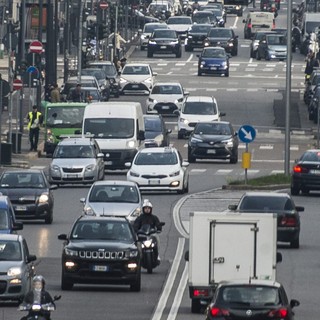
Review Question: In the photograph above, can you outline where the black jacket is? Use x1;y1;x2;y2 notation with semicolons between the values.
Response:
134;213;162;233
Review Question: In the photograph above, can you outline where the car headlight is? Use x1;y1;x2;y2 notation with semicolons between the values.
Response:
144;77;152;84
188;35;192;39
148;98;156;103
85;164;95;172
51;164;60;171
39;193;49;203
119;77;128;84
130;207;141;218
190;136;203;143
46;129;54;143
8;267;22;277
180;117;189;125
221;61;227;67
176;97;184;103
127;140;135;148
221;138;233;146
65;248;78;256
148;40;156;45
84;206;95;215
200;61;206;66
227;42;234;47
129;170;140;177
141;34;147;39
170;40;179;45
169;170;180;177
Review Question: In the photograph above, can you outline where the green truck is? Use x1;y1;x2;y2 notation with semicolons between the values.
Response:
42;102;87;156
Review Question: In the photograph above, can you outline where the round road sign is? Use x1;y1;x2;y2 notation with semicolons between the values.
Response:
13;79;23;91
29;40;43;54
99;1;108;9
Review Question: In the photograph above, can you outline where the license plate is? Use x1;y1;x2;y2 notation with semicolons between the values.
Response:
92;265;108;272
207;149;216;154
67;174;78;178
149;179;160;185
161;106;169;110
132;84;139;88
15;206;27;211
160;46;167;49
105;161;113;165
197;41;202;43
310;169;320;175
210;66;217;70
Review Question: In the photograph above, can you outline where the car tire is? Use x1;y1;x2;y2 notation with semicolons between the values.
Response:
191;299;201;313
225;69;229;77
232;48;238;56
309;111;314;120
177;188;185;194
176;50;182;58
290;185;300;196
256;51;261;60
230;153;238;164
301;187;310;195
184;181;189;193
130;271;141;292
197;69;202;76
185;45;191;52
45;211;53;224
61;274;73;290
188;149;196;163
178;131;184;139
290;237;300;249
147;51;153;58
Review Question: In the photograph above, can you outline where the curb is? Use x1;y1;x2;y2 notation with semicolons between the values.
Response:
222;184;290;190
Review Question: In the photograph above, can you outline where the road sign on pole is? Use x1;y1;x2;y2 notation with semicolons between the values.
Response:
238;125;256;144
13;79;23;90
99;1;109;9
29;40;43;54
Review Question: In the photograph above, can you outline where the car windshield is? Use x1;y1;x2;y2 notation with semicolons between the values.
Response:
0;172;45;188
144;24;168;33
153;29;176;38
0;209;9;229
151;85;182;94
202;48;226;58
144;118;162;132
208;28;232;37
194;123;231;135
219;286;280;306
71;221;133;242
239;195;295;212
0;241;22;261
149;4;168;12
84;118;134;138
168;17;191;24
135;151;178;165
266;35;286;45
122;65;150;75
300;151;320;162
46;106;85;128
190;25;212;33
89;185;139;203
67;88;100;102
183;101;217;115
54;145;94;159
81;69;105;80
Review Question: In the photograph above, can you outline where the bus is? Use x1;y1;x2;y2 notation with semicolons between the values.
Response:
42;102;87;156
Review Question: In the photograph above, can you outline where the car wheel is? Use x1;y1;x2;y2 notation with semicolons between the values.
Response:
178;131;184;139
232;48;238;56
191;299;201;313
265;53;271;61
225;69;229;77
256;51;261;60
301;187;310;195
197;69;202;76
185;45;191;52
290;185;300;196
100;169;105;181
290;237;300;249
230;153;238;164
130;271;141;292
309;111;314;120
147;51;153;58
45;210;53;224
184;181;189;193
188;149;196;163
61;274;73;290
177;187;185;194
176;50;182;58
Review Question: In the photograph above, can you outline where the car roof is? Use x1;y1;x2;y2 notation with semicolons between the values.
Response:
77;215;129;223
152;82;182;87
139;146;177;153
196;120;230;126
2;169;44;174
88;61;113;66
58;137;95;146
218;279;281;288
242;192;291;198
0;234;20;241
123;63;151;67
90;180;139;187
185;96;215;102
67;76;97;81
203;46;225;51
143;114;162;119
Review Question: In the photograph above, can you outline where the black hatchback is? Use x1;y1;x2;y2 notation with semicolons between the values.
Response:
185;24;212;52
205;280;300;320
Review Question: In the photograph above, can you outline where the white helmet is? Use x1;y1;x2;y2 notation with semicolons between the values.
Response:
142;199;153;212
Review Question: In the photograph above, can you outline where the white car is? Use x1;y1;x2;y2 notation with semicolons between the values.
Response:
80;180;142;223
119;63;157;95
140;22;169;50
166;16;193;39
175;96;226;139
126;147;189;194
146;82;189;115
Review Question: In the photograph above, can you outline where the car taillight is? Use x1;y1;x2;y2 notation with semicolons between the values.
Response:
210;307;230;317
293;165;309;173
193;289;209;297
281;216;297;227
268;308;288;317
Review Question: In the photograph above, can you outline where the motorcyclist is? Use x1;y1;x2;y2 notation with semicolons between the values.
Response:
192;0;200;12
20;275;55;320
134;200;162;262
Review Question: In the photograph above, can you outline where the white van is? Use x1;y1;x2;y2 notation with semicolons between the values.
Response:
302;12;320;36
82;102;145;170
243;11;275;39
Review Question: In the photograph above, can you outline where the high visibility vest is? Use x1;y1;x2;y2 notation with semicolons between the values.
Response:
27;111;42;130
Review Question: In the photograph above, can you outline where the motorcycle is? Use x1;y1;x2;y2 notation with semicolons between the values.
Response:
137;222;165;274
105;76;120;98
19;295;61;320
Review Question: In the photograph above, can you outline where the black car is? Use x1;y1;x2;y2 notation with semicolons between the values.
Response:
143;114;172;147
147;29;182;58
228;192;304;248
188;121;238;163
291;149;320;195
0;170;57;224
205;280;300;320
197;47;230;77
58;215;141;291
192;11;218;26
204;27;238;56
185;24;212;52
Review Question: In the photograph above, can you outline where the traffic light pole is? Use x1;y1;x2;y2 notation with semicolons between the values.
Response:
77;0;84;82
20;0;26;133
113;5;118;61
8;21;13;145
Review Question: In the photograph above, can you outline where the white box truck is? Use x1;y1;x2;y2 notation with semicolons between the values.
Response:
186;211;280;313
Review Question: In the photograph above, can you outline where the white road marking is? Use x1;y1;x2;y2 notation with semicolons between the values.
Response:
259;144;274;150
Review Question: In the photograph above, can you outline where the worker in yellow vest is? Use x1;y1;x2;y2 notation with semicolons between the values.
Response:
27;105;43;152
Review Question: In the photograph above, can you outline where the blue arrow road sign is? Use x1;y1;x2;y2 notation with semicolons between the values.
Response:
238;125;256;143
26;66;39;74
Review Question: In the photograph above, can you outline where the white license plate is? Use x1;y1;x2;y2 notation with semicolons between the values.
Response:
67;174;78;178
149;179;160;185
210;66;217;70
105;161;113;165
160;46;167;49
310;169;320;175
15;206;27;211
161;106;169;110
92;265;108;272
132;84;139;88
207;149;216;154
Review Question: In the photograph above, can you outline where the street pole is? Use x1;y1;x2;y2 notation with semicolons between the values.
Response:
113;5;118;60
20;0;26;133
8;21;13;145
77;0;84;83
317;98;320;148
64;0;70;83
284;0;293;175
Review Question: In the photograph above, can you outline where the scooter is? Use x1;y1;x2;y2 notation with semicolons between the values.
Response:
137;223;165;274
19;295;61;320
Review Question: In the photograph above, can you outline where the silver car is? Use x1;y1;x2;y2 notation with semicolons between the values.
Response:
140;22;169;50
49;137;105;186
0;234;36;302
80;181;142;223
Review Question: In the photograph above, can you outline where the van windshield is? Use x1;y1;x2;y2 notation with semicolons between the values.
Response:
46;106;85;128
84;118;135;138
0;209;9;229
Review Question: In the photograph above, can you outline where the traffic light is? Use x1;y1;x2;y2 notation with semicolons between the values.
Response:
8;21;20;34
87;23;96;40
98;24;108;40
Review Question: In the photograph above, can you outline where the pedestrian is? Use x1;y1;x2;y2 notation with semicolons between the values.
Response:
114;32;127;59
70;84;83;102
27;105;43;152
50;83;61;103
305;50;319;82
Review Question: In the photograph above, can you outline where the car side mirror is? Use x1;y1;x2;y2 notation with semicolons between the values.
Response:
153;72;158;76
167;129;172;134
184;91;190;96
228;204;237;211
13;221;23;231
296;206;305;212
80;198;85;203
290;299;300;308
125;162;132;168
182;160;189;167
27;254;37;263
97;152;104;158
58;234;68;240
173;110;180;116
196;54;200;58
74;130;82;134
49;185;58;190
220;112;226;117
276;252;282;263
242;19;246;23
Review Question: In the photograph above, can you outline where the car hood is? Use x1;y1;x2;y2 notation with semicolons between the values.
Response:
0;188;47;199
267;44;287;51
149;93;183;102
152;37;178;42
0;260;24;271
95;138;131;149
86;202;139;216
200;57;227;63
181;114;220;122
51;158;97;167
67;241;137;250
145;132;163;140
121;74;151;82
207;36;231;42
131;164;181;174
0;229;12;234
193;133;232;141
167;24;191;32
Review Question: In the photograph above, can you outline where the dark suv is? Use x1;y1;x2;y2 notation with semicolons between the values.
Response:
58;215;142;291
185;24;212;52
147;29;182;58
